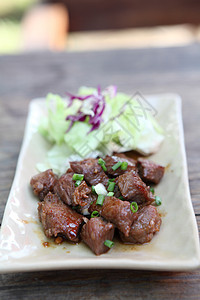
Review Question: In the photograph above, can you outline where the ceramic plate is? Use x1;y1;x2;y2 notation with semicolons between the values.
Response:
0;94;200;273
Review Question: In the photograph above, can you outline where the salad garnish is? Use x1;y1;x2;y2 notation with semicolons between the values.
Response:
37;86;164;175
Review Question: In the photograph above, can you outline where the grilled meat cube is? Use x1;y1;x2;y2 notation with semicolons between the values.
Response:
73;181;91;206
30;169;58;201
38;193;84;243
137;158;165;184
81;217;115;255
53;172;75;206
70;158;109;186
119;205;161;244
89;196;138;237
118;170;153;204
104;155;136;177
73;182;96;215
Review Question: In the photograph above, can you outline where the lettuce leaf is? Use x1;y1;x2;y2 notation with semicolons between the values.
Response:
37;87;165;174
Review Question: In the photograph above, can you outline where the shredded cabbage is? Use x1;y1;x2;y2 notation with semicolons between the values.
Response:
37;86;164;174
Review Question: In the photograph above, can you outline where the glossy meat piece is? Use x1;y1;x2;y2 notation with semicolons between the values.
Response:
81;217;115;255
118;170;153;204
77;193;97;215
120;205;161;244
30;169;58;201
113;152;136;163
38;193;84;242
89;196;138;236
73;181;91;206
73;181;96;215
70;158;109;186
137;158;165;184
53;172;75;206
104;155;136;177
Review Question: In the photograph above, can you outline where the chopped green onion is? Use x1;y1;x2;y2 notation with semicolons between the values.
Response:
101;164;107;172
150;187;155;194
75;180;82;187
91;185;96;194
118;196;124;200
121;161;128;170
108;178;115;184
72;173;84;181
155;196;162;206
98;158;105;165
112;161;122;171
98;158;107;172
107;181;115;192
107;192;114;197
130;202;138;213
91;211;100;218
104;240;114;248
96;194;105;206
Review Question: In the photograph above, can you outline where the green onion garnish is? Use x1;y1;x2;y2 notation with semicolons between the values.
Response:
98;158;105;165
91;211;100;218
98;158;107;172
121;161;128;170
75;180;82;187
150;187;155;194
72;173;84;181
107;192;114;197
130;202;138;213
96;194;105;206
107;181;115;192
91;185;96;194
104;240;114;248
155;196;162;206
101;164;107;172
108;178;115;184
112;161;122;171
118;196;124;200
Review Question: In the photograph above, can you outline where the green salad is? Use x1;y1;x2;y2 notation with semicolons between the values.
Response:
37;86;164;175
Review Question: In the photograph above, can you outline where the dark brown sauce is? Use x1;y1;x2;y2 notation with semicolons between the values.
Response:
42;242;50;247
54;236;64;244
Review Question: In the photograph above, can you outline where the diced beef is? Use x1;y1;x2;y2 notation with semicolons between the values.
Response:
73;181;91;206
54;173;94;212
66;168;73;173
119;205;161;244
30;169;58;201
53;172;75;206
73;181;96;215
89;196;138;236
113;177;122;198
137;158;165;184
38;193;84;243
77;193;97;215
113;152;137;163
118;170;153;204
88;199;103;215
81;217;115;255
70;158;109;186
104;155;136;177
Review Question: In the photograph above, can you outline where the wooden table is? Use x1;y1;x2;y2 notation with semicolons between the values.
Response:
0;45;200;299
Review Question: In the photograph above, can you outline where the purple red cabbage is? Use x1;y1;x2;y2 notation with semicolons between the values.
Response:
66;85;117;133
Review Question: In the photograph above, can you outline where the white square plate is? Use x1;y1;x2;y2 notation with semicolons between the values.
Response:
0;94;200;273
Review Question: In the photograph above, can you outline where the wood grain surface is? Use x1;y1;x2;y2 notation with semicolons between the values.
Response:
0;45;200;299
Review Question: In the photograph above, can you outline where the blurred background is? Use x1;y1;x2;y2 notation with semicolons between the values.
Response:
1;0;200;54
